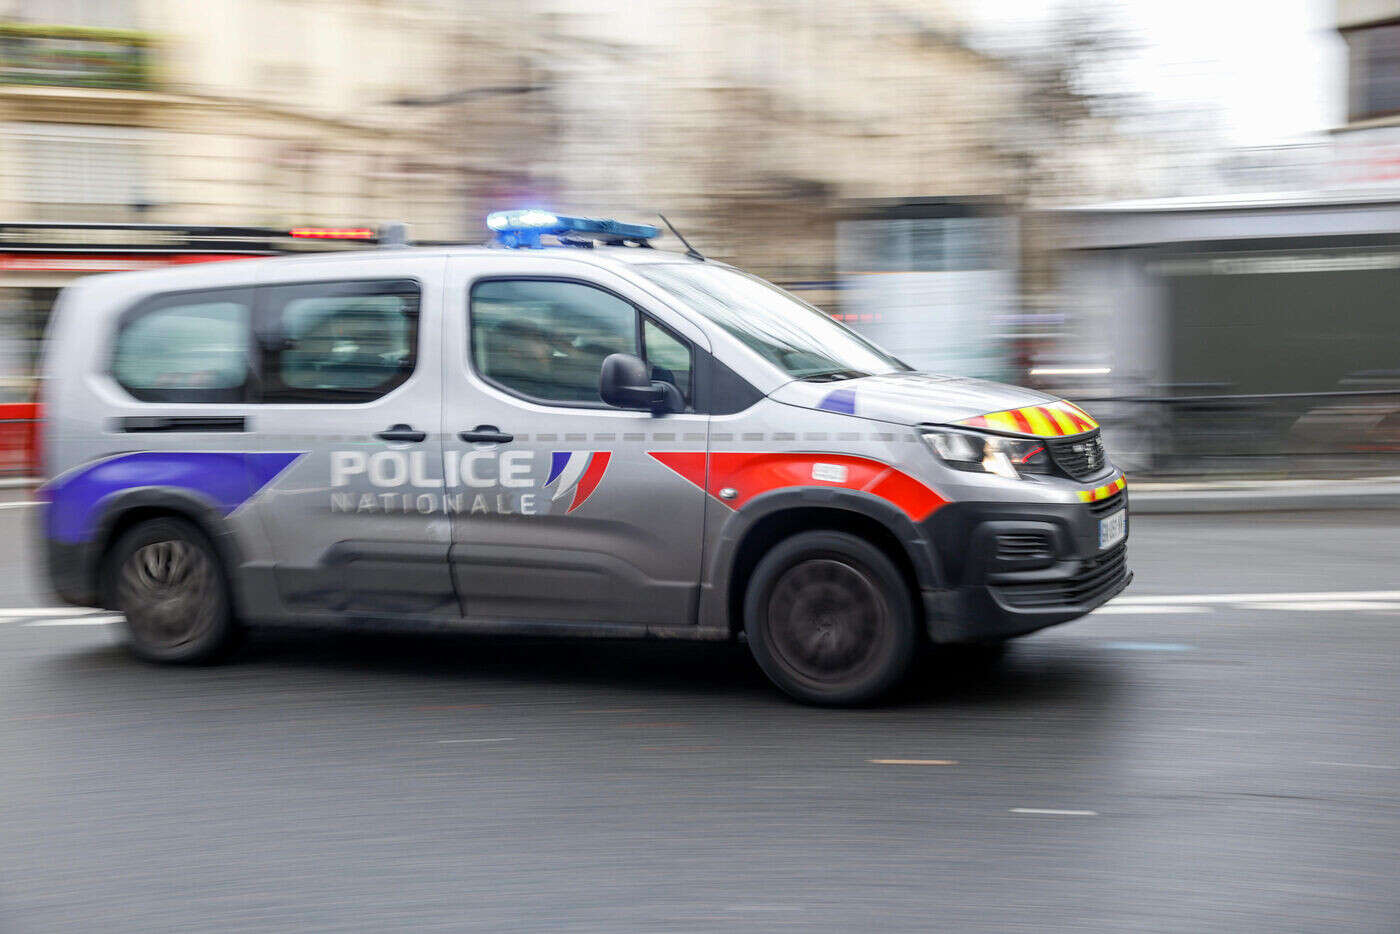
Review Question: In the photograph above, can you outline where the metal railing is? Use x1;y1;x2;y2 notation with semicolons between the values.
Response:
1081;389;1400;477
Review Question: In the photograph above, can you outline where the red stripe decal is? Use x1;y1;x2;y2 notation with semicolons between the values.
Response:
1010;409;1034;434
568;452;611;512
650;451;946;522
647;451;708;490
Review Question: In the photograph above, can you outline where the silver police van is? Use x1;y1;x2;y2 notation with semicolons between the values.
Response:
38;211;1130;704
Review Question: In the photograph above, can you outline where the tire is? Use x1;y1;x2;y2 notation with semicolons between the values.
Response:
105;517;240;664
743;530;918;706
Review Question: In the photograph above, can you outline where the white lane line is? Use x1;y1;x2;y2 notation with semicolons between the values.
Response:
1100;642;1194;652
437;737;515;745
1113;590;1400;606
0;606;106;617
1091;604;1210;615
1310;760;1398;770
1242;601;1400;612
1010;808;1098;816
24;615;122;627
0;501;40;509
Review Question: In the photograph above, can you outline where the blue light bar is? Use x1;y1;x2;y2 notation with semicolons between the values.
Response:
486;210;660;248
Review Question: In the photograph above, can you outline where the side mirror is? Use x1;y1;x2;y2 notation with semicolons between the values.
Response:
599;353;681;414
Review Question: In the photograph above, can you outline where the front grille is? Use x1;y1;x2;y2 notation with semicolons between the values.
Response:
995;543;1128;610
1047;430;1107;480
1086;489;1125;518
995;532;1053;561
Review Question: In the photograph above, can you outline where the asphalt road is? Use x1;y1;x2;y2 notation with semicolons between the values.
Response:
1;495;1397;932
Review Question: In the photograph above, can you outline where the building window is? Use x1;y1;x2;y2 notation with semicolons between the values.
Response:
9;123;155;221
1345;21;1400;121
258;280;420;404
111;290;253;404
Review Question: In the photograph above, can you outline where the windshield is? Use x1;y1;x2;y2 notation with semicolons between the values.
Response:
636;264;908;380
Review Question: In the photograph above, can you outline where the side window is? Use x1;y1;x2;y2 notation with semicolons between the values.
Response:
111;290;252;403
471;279;638;404
259;279;419;404
643;318;692;402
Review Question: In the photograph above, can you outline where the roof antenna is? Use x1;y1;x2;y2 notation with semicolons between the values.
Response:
658;213;704;261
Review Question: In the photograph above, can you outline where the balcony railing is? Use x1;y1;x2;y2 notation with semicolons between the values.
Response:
0;23;153;91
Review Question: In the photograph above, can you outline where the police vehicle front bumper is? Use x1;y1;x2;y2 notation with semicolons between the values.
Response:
919;491;1132;643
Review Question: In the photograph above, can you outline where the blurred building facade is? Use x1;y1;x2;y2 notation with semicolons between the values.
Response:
0;0;541;398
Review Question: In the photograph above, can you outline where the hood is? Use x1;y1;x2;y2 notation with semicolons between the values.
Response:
769;372;1070;429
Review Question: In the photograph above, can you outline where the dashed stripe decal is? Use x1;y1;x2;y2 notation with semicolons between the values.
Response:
959;399;1099;438
1078;475;1127;503
649;452;947;522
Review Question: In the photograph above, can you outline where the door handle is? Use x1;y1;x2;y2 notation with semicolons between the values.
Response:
116;416;246;433
458;425;514;444
376;423;427;443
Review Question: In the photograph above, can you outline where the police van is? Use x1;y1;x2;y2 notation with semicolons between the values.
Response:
37;211;1130;704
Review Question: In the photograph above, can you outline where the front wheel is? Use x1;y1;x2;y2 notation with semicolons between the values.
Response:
744;531;918;706
106;517;239;664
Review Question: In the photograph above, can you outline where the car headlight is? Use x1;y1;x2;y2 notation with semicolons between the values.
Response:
919;427;1050;480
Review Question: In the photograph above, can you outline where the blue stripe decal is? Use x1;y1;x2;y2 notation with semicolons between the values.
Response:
818;388;857;415
45;451;303;545
546;450;571;486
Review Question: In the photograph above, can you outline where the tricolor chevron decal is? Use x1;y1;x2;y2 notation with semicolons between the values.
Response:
959;399;1098;437
545;450;613;513
1078;475;1126;503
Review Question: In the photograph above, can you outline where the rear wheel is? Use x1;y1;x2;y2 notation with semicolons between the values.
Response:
744;531;917;706
107;517;239;664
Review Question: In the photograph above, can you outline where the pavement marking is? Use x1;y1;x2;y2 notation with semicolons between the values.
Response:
1100;642;1194;652
1011;808;1098;816
869;759;958;766
1113;590;1400;606
1310;760;1398;770
0;606;107;618
1091;604;1210;615
0;501;40;509
1242;600;1400;613
24;615;122;627
437;737;514;744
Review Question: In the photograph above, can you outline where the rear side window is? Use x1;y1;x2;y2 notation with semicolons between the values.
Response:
258;279;420;404
111;289;252;403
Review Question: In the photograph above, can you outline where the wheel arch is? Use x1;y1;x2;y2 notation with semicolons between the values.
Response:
702;488;944;637
90;487;244;611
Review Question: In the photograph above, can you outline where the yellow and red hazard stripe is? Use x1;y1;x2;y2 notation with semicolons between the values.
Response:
958;399;1098;438
1077;475;1126;503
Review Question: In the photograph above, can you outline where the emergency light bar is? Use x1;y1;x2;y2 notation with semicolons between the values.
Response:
486;210;660;249
288;227;376;240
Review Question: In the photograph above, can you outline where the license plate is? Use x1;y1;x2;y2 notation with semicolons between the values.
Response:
1099;510;1127;550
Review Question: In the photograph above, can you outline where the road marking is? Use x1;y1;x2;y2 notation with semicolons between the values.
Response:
1100;642;1194;652
437;737;514;744
1010;808;1098;816
1310;760;1398;770
868;759;958;766
1242;601;1400;612
0;606;106;618
1091;604;1210;615
0;501;40;509
24;615;122;627
1113;590;1400;606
